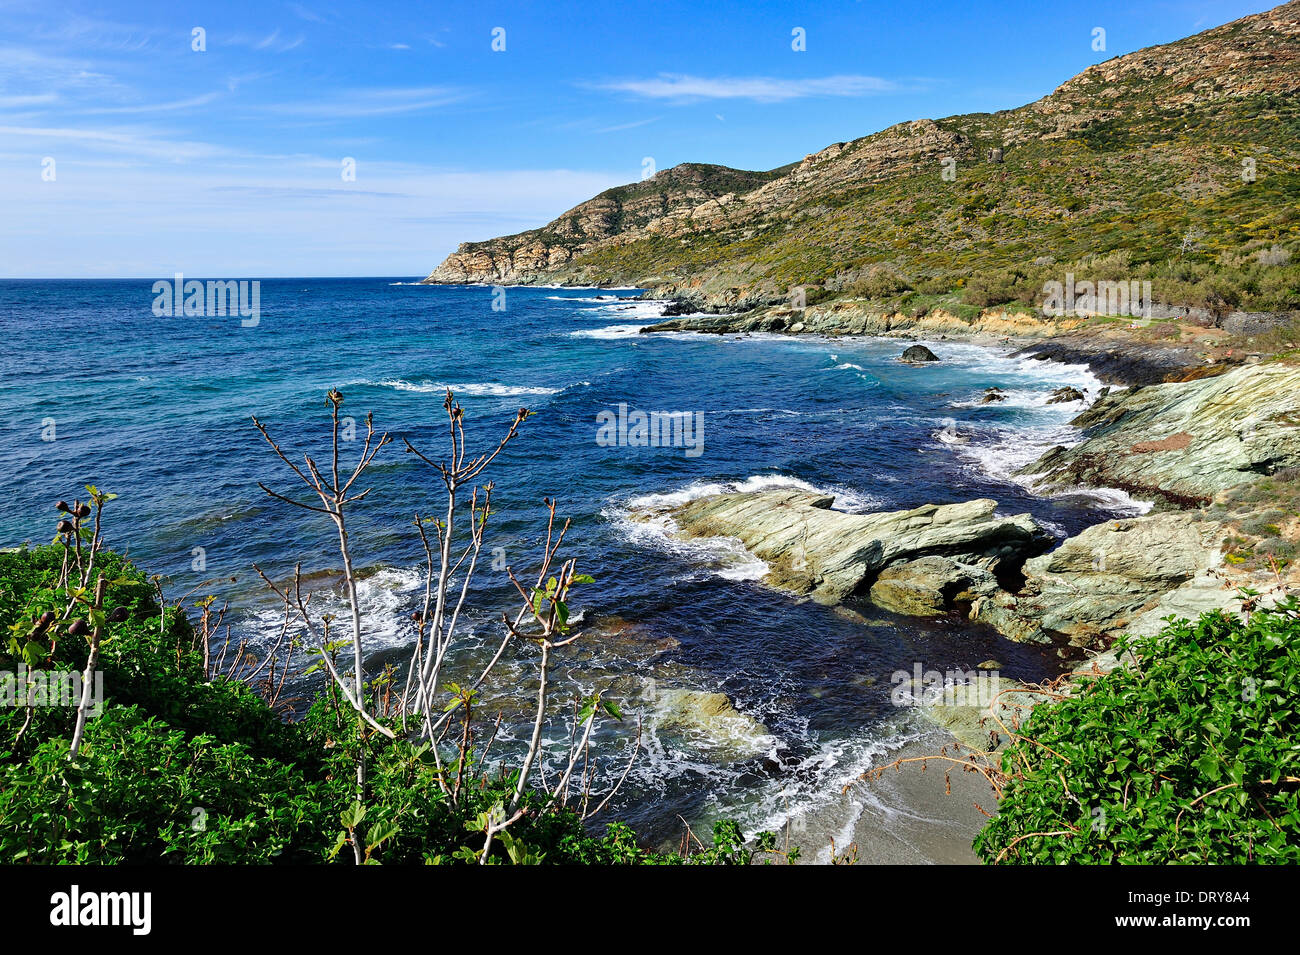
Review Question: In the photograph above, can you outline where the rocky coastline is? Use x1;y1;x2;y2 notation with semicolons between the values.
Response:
627;331;1299;766
642;298;1298;387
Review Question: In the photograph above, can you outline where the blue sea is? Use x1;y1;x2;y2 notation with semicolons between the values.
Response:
0;278;1141;848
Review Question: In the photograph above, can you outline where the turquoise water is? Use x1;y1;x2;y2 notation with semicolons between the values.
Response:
0;278;1139;843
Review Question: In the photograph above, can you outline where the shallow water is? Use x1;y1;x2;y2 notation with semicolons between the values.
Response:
0;279;1142;844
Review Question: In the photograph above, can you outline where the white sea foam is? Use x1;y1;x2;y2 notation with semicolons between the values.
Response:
950;387;1085;410
941;422;1153;515
892;339;1157;513
249;565;425;651
545;294;627;302
625;473;880;514
569;324;647;339
376;379;560;397
728;720;930;863
605;505;770;582
590;299;674;321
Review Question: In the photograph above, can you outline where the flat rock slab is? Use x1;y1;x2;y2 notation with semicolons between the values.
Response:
661;490;1052;604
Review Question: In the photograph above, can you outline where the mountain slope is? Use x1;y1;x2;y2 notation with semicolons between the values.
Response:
423;2;1300;314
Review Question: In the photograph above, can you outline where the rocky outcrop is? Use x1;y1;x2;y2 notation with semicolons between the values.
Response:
645;304;1078;341
866;509;1258;650
869;556;999;617
1016;335;1228;387
422;163;784;286
900;344;940;363
653;490;1054;605
1025;362;1300;506
1047;386;1085;404
976;512;1229;647
639;486;1253;653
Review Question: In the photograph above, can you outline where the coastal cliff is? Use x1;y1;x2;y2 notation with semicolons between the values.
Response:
423;3;1300;325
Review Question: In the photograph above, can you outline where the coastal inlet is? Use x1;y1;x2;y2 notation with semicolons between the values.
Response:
0;279;1142;851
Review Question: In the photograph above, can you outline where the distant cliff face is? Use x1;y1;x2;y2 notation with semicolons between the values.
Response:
422;163;788;285
423;1;1300;307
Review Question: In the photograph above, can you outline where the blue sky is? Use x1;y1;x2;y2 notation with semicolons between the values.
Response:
0;0;1277;277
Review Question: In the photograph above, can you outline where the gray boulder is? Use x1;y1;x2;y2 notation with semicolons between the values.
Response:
900;344;940;363
869;556;1000;616
1046;386;1086;404
977;512;1228;647
651;688;774;762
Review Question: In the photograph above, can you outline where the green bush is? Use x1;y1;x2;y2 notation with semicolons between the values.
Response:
963;269;1021;307
976;602;1300;863
847;267;911;300
1;546;788;865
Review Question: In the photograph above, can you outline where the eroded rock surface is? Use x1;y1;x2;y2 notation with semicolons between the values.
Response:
1026;363;1300;506
657;490;1052;605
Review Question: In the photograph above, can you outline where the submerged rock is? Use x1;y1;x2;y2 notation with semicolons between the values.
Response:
910;677;1052;752
900;344;940;364
651;688;774;762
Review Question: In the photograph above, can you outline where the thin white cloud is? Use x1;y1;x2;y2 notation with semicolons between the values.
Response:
0;125;219;161
0;47;115;90
224;30;306;53
593;116;659;133
0;93;58;108
81;92;223;115
259;86;466;118
24;15;161;54
288;3;328;24
588;73;898;103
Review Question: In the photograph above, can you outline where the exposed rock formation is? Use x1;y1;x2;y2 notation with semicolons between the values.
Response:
645;304;1074;340
869;556;999;617
641;487;1250;652
653;490;1053;605
973;512;1230;647
900;344;940;364
1025;362;1300;506
1047;386;1085;404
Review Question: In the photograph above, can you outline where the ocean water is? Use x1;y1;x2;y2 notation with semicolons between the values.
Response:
0;278;1141;846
